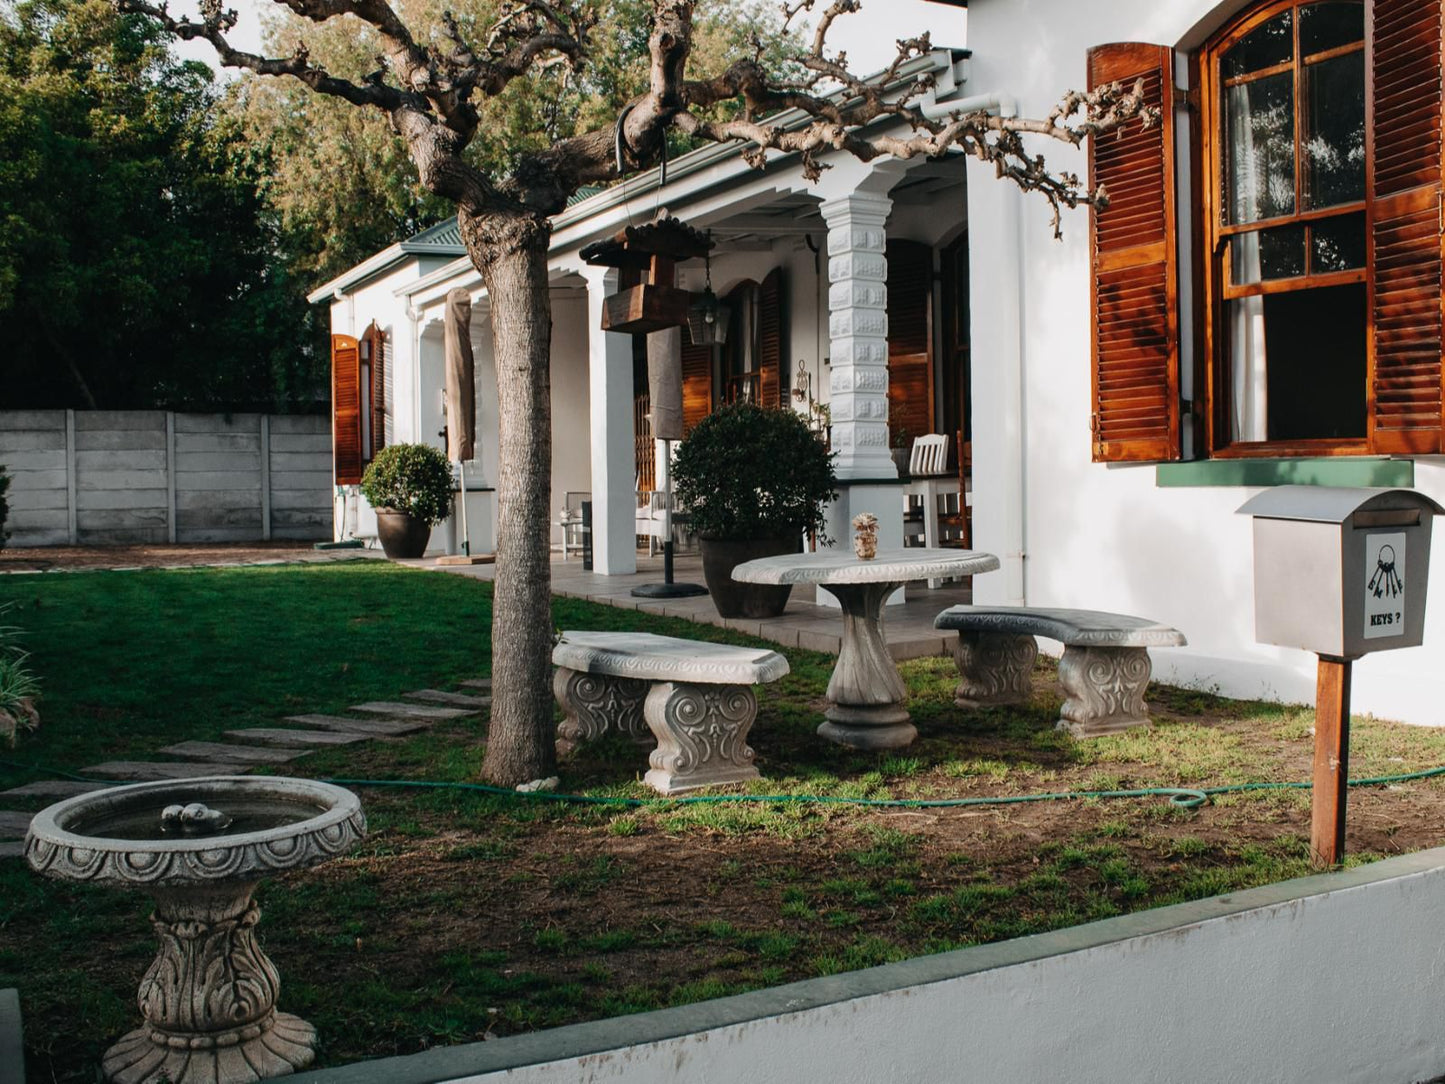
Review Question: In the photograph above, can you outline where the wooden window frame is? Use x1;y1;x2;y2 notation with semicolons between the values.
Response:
1198;0;1374;458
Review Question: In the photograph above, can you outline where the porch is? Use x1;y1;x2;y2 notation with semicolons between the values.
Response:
424;550;975;662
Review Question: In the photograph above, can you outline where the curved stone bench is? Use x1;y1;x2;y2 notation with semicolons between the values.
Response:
933;606;1187;738
552;631;789;795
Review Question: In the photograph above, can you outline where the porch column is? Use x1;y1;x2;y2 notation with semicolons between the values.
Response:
580;267;637;575
821;191;895;481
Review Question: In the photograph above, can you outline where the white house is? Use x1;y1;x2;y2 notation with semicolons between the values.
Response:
313;0;1445;727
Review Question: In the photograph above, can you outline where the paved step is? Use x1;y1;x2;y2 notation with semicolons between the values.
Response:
225;728;371;748
0;780;112;799
460;678;492;690
350;701;471;720
0;841;21;860
0;811;32;838
81;762;251;782
285;714;431;737
404;689;492;709
157;741;309;765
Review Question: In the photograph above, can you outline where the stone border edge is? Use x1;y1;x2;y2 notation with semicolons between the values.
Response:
286;845;1445;1084
0;988;24;1084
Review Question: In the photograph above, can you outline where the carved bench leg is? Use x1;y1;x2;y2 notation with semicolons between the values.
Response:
643;682;760;796
553;667;651;756
951;631;1037;709
1056;646;1153;738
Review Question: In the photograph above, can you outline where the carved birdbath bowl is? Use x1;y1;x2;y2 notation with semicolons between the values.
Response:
25;776;366;1084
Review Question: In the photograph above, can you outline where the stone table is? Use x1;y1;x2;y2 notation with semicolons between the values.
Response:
731;548;999;749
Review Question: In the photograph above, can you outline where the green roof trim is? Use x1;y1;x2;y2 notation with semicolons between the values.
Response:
400;219;466;255
1155;457;1415;489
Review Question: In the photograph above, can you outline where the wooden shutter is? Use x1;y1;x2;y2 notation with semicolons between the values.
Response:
886;239;935;444
363;322;387;457
331;334;363;485
681;339;712;433
758;268;785;408
1368;0;1445;453
1088;42;1181;462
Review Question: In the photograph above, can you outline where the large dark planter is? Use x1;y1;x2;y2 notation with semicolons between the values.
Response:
375;510;432;559
700;536;799;618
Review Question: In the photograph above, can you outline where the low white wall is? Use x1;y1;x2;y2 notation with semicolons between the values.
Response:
0;411;331;545
292;847;1445;1084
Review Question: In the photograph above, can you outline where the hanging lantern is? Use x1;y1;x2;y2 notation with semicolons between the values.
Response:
686;245;730;346
580;211;713;334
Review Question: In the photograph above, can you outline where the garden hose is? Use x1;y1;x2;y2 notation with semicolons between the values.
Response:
6;758;1445;812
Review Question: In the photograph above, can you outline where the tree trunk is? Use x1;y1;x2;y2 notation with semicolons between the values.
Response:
462;209;558;786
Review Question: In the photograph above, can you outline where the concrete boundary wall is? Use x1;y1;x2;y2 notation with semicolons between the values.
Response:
291;847;1445;1084
0;989;22;1084
0;411;331;546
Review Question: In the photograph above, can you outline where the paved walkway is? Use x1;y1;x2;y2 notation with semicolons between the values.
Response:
416;551;975;661
0;680;491;857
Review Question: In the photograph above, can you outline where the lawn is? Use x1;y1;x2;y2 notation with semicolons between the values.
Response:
4;559;1445;1080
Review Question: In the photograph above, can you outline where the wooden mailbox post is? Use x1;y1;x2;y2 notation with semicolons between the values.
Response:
1238;487;1442;866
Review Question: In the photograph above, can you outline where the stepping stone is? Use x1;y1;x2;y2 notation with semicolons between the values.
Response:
0;779;113;799
0;811;32;838
285;714;430;737
350;701;470;720
225;728;371;748
81;762;250;782
460;678;493;690
0;841;22;859
157;741;309;765
404;689;492;709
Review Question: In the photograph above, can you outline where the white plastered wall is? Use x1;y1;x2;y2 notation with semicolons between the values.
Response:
549;291;595;546
966;0;1445;723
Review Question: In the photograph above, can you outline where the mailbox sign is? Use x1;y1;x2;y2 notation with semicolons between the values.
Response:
1364;532;1407;640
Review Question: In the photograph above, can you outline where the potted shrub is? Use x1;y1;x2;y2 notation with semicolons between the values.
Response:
672;403;837;618
360;443;454;559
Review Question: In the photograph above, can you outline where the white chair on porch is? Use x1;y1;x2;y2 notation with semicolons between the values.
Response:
636;487;669;556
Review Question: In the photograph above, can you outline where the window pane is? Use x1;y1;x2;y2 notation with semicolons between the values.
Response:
1304;50;1365;207
1311;213;1365;271
1227;283;1365;442
1299;1;1363;56
1231;224;1307;284
1223;11;1294;77
1225;72;1296;222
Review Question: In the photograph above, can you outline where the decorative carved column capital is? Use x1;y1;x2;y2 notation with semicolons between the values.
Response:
102;884;316;1084
1057;645;1154;738
951;631;1038;709
642;681;760;795
553;667;652;755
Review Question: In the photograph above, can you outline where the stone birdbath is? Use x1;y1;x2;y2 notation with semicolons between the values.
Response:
25;775;366;1084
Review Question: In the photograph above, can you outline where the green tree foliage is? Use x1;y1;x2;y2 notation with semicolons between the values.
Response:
233;0;802;282
0;0;323;410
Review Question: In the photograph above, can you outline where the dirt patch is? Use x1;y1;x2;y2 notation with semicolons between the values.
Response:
0;542;363;572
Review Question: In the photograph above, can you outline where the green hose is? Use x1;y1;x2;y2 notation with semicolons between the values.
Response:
7;758;1445;812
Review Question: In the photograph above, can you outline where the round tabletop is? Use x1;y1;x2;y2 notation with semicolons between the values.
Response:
730;547;999;586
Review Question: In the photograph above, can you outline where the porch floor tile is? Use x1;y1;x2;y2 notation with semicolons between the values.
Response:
417;551;973;662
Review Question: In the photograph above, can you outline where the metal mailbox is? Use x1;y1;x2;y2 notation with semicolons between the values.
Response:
1237;486;1443;660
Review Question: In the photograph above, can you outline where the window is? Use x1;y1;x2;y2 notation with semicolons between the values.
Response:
1088;0;1445;462
1206;0;1368;451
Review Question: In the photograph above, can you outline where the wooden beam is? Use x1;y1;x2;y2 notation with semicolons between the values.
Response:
1311;656;1352;867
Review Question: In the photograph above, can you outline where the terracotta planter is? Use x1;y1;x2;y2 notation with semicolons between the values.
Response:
375;510;432;559
700;536;800;618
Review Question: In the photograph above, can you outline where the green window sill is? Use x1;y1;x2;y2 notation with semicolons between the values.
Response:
1155;457;1414;488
